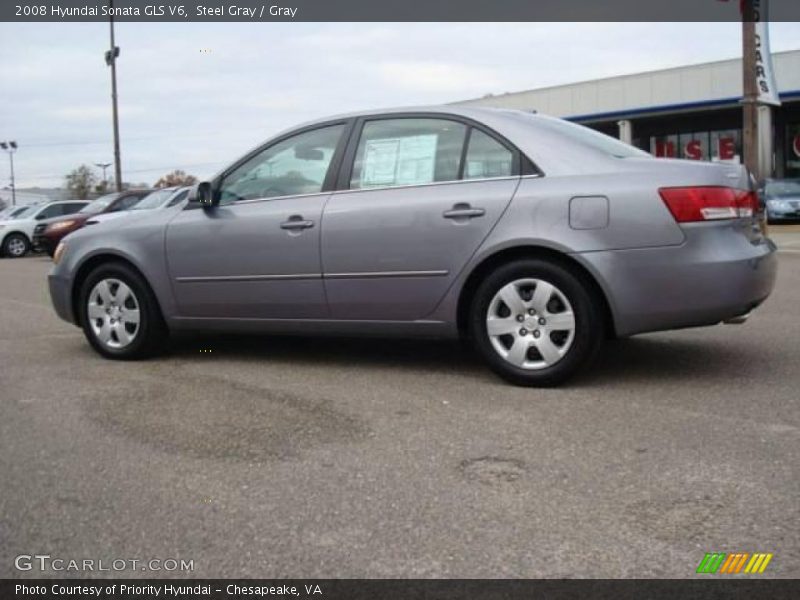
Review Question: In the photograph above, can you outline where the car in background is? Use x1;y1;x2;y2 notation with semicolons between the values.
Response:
33;190;151;256
760;178;800;223
85;187;190;227
0;200;88;258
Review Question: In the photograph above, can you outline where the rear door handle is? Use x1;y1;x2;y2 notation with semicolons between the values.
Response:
280;215;315;230
443;203;486;220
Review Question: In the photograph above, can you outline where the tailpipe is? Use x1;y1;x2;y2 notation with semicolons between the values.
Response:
723;312;751;325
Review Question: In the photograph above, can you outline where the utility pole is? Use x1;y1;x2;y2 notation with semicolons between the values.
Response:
0;141;17;206
105;0;122;192
741;0;760;182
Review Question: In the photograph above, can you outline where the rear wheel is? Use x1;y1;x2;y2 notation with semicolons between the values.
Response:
469;259;603;386
78;262;167;359
2;233;30;258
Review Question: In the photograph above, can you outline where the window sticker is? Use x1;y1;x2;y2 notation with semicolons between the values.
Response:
362;134;438;187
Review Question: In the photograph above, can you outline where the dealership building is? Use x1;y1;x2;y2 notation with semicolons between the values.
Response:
455;49;800;179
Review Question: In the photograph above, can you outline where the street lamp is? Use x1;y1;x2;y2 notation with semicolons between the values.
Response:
0;141;17;206
94;162;112;190
105;0;122;192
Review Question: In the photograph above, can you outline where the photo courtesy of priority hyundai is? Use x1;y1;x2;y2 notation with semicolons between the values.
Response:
1;1;799;599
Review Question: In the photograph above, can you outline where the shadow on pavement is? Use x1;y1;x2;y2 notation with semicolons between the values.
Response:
165;332;753;386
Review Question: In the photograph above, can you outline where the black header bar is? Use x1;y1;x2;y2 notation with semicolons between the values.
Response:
5;0;800;22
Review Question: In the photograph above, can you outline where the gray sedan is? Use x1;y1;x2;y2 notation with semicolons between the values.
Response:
47;107;777;386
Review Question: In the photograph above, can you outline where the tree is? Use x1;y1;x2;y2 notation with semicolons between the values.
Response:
154;170;197;188
65;165;98;200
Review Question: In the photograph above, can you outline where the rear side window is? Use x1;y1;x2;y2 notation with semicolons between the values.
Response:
64;202;86;214
350;118;467;190
464;129;514;180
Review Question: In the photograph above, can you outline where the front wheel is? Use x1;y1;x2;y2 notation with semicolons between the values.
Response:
469;259;603;386
78;262;167;359
2;233;30;258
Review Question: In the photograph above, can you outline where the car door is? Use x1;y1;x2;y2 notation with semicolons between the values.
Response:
165;123;347;319
321;116;522;320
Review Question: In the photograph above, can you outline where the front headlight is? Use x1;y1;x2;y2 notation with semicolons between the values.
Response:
53;242;67;265
47;220;76;233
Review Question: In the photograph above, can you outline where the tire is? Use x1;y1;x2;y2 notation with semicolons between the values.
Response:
78;262;167;360
2;233;30;258
469;258;603;387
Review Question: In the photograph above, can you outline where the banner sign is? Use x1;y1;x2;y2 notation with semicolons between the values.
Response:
754;0;782;106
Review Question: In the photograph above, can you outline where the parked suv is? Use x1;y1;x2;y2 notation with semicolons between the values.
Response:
33;190;151;256
0;201;88;258
48;107;776;386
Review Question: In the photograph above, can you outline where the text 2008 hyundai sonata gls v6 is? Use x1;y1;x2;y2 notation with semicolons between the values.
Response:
48;107;777;386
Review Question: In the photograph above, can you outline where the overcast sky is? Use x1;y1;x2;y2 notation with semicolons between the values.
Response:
2;22;800;188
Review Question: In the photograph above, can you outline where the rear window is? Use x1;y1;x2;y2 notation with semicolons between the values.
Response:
521;113;650;159
765;179;800;198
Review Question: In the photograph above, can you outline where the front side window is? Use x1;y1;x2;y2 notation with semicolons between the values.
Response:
350;118;467;190
219;124;345;204
37;204;64;219
464;129;514;179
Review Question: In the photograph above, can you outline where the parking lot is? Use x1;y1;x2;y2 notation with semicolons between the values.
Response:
1;230;799;579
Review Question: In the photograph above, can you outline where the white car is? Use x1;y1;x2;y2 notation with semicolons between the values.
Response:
85;187;189;226
0;200;88;258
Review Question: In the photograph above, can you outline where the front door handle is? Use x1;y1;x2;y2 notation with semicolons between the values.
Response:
443;203;486;220
280;215;315;230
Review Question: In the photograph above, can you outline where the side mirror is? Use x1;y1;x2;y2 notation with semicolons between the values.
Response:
189;182;216;208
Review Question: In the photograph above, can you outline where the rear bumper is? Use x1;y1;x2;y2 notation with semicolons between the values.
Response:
576;222;778;337
48;273;75;325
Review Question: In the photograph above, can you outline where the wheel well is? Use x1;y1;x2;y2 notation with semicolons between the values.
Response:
456;246;616;339
2;230;30;245
70;254;165;326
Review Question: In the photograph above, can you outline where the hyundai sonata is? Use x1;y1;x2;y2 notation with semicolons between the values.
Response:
48;107;777;385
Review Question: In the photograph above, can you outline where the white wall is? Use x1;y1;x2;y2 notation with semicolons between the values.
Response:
455;50;800;119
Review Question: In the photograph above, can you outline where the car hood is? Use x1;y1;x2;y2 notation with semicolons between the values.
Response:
40;213;91;227
85;211;136;225
65;204;183;244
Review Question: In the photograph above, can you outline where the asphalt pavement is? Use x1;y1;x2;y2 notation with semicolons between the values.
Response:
1;230;799;578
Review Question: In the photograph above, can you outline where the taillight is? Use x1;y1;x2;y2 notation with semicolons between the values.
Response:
659;187;756;223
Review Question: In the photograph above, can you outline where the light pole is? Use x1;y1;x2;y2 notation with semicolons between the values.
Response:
0;141;17;206
94;162;112;190
105;0;122;192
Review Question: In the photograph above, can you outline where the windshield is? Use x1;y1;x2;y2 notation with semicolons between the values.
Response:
9;205;39;219
765;179;800;198
521;113;650;159
79;193;118;214
3;206;32;219
132;188;174;210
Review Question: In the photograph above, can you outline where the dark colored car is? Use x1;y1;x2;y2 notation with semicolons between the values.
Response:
760;178;800;223
33;190;151;256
